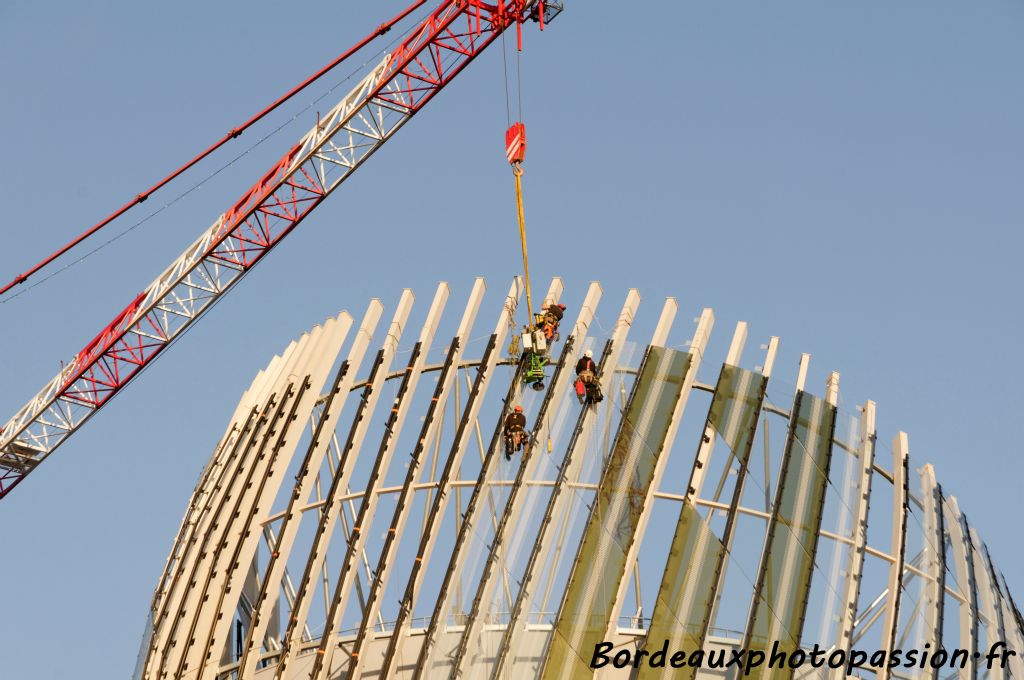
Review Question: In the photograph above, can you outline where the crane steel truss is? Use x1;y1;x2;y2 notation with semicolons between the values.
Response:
0;0;543;499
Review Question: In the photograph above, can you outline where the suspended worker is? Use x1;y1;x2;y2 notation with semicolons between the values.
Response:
504;405;528;461
574;349;603;405
539;302;566;343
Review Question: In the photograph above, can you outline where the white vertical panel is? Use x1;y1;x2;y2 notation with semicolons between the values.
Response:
298;284;451;678
190;315;352;678
271;290;414;679
237;301;384;677
880;432;909;680
339;279;487;679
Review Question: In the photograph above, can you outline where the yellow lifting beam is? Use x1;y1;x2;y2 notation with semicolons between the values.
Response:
513;164;534;323
506;121;534;323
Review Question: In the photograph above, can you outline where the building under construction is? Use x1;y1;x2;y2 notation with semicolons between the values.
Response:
133;280;1024;680
0;2;1017;679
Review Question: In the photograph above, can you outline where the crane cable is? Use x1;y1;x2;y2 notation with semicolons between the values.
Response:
512;161;534;325
503;12;534;329
0;0;428;299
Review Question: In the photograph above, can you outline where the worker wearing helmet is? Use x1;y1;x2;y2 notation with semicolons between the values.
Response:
574;349;603;405
575;349;597;377
504;405;528;460
540;302;566;343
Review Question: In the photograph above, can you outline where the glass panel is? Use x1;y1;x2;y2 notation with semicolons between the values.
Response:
715;379;794;640
800;406;862;651
636;365;766;680
542;347;692;680
743;390;836;680
709;365;767;455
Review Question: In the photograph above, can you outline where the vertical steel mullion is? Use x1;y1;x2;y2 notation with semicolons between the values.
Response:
691;322;749;504
791;381;839;651
412;363;528;679
945;497;978;680
972;527;1006;680
738;375;838;680
494;290;641;679
880;434;910;680
920;465;945;680
706;337;781;633
740;387;803;666
377;278;522;678
237;303;382;678
449;335;576;676
155;360;302;680
191;316;352;678
305;282;455;679
271;290;415;680
410;277;561;679
450;282;600;678
995;572;1024;679
304;343;424;674
339;336;467;679
147;347;297;676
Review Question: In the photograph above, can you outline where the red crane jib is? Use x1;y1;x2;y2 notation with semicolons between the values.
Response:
0;0;549;500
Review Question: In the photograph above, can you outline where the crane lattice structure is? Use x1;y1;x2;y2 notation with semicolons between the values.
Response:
0;0;562;499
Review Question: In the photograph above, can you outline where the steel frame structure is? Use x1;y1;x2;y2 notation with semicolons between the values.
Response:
444;282;601;678
138;281;1024;680
413;278;565;678
0;0;543;499
374;278;538;679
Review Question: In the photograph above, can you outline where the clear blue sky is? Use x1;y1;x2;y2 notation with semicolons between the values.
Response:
1;1;1021;677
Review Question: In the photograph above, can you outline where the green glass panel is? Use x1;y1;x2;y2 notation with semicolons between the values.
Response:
637;365;766;680
542;347;692;680
637;502;723;677
708;365;766;454
745;390;836;680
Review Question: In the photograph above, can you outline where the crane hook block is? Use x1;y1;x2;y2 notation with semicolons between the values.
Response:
505;122;526;165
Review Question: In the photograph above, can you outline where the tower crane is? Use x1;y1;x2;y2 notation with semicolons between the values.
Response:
0;0;563;500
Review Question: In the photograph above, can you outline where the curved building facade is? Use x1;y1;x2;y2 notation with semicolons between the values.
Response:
135;279;1024;680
